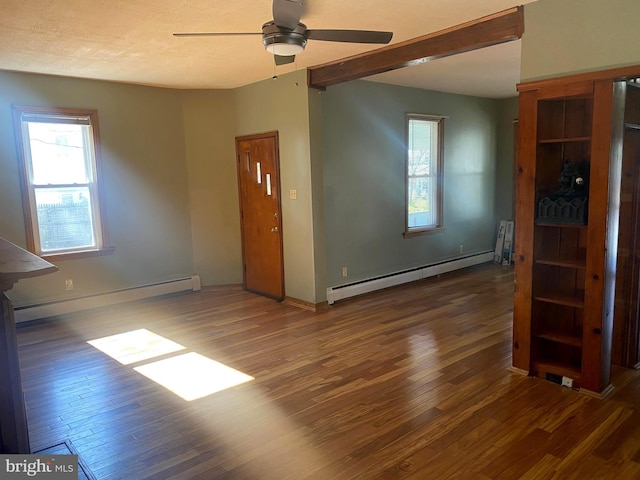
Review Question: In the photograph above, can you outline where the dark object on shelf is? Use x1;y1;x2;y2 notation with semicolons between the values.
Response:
537;196;588;224
537;160;589;225
558;160;588;196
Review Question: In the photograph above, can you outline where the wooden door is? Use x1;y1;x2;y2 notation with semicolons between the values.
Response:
236;132;284;300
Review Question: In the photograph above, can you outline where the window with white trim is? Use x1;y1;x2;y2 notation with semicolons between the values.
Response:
12;106;111;259
405;114;444;235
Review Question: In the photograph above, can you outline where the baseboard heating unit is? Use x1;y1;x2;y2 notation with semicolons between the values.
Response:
326;251;493;305
14;275;201;323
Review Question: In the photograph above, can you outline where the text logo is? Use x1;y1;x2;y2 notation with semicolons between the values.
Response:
1;455;77;479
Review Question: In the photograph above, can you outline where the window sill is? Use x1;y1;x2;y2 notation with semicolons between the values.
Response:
41;246;116;262
403;227;446;238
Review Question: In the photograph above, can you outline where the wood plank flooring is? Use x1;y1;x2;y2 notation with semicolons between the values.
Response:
15;264;640;479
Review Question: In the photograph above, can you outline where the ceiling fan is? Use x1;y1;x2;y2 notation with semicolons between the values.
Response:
173;0;393;65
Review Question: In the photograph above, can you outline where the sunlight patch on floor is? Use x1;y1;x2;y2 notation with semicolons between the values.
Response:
133;352;254;401
87;328;185;365
88;329;254;400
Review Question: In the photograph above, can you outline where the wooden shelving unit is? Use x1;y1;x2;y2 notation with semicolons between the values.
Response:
513;78;626;397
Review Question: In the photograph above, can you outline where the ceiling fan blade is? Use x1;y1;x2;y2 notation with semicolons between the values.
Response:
306;29;393;44
274;54;296;66
272;0;303;29
173;32;261;37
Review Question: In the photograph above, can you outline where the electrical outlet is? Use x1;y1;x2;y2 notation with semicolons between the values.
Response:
459;244;464;254
341;266;348;278
65;279;74;291
561;376;573;388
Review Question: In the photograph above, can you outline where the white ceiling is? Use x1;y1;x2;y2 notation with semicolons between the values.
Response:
0;0;536;98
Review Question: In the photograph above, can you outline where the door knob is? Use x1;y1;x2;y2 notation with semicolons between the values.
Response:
271;227;279;232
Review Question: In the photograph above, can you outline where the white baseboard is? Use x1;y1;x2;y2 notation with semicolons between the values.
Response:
326;252;493;305
14;275;201;323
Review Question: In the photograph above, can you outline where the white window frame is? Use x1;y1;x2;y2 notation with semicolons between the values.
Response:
12;105;112;260
405;113;445;237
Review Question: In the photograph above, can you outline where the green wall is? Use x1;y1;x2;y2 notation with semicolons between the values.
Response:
321;80;501;287
0;71;195;307
234;70;322;304
308;88;327;302
0;69;323;308
495;96;519;223
182;89;242;286
0;62;520;309
521;0;640;82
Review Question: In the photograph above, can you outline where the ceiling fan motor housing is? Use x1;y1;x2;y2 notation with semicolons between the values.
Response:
262;22;307;56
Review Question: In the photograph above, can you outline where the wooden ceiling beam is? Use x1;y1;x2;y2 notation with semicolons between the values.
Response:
307;6;524;90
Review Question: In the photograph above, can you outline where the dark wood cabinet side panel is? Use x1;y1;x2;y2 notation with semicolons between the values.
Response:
613;83;640;367
513;90;538;371
581;80;619;392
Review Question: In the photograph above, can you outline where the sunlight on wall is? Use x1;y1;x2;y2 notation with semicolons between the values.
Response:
88;329;253;401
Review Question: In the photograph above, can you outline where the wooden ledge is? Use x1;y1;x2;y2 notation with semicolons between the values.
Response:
518;64;640;93
0;237;57;292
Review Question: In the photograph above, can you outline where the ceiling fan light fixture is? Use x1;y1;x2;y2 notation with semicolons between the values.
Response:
262;21;307;56
263;33;306;56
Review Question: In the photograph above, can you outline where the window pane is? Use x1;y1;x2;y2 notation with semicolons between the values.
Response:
408;150;430;176
27;122;89;184
408;177;433;228
408;120;431;176
35;187;95;251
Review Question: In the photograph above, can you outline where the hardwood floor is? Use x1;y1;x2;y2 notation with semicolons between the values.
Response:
16;264;640;479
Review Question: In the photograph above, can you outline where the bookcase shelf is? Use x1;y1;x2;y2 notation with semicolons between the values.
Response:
534;331;583;348
538;136;591;144
531;359;582;381
535;258;586;269
533;294;584;309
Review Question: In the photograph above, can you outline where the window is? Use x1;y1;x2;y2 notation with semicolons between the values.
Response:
405;114;444;236
12;106;112;259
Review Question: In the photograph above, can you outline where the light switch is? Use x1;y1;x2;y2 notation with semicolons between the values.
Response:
290;189;297;200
